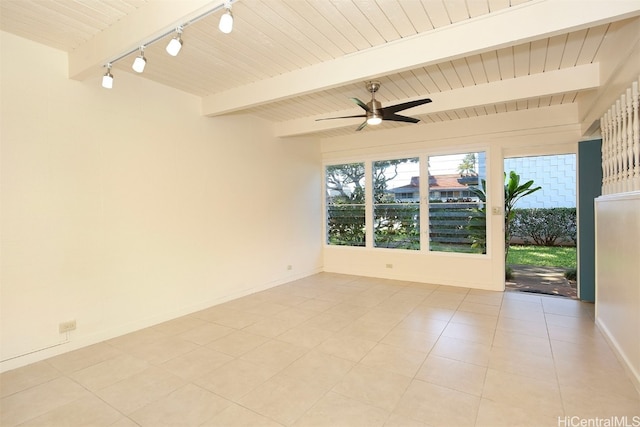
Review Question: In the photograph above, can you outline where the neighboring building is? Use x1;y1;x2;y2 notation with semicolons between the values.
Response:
504;154;576;208
388;174;480;202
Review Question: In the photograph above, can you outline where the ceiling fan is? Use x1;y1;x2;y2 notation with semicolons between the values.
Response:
316;81;432;131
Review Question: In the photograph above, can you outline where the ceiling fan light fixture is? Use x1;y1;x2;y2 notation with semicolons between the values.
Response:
367;116;383;125
132;46;146;73
166;28;183;56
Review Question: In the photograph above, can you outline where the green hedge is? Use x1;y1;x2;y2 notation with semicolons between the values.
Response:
511;208;576;246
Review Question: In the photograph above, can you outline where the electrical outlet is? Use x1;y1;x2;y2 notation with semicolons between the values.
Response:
385;263;393;269
492;206;503;215
59;320;76;333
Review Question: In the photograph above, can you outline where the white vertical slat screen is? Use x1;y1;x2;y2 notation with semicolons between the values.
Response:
601;76;640;194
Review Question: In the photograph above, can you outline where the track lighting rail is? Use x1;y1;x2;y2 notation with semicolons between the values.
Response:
102;0;237;88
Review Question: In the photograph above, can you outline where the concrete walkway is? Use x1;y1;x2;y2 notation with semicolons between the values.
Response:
506;264;577;298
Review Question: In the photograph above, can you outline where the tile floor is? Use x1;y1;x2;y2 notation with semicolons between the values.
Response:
1;273;639;426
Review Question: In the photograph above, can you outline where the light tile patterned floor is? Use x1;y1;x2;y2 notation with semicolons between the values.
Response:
1;273;639;426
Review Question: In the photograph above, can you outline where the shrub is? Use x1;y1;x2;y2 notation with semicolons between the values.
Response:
511;208;576;246
564;268;577;281
505;266;514;280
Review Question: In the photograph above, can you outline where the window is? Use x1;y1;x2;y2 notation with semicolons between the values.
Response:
325;151;488;255
325;163;366;246
373;158;420;250
428;152;487;254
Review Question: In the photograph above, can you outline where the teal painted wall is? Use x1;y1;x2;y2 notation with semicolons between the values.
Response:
577;139;602;302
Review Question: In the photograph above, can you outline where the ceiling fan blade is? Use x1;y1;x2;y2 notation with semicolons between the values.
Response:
383;98;432;114
383;113;420;124
355;120;368;131
316;114;366;121
350;98;370;112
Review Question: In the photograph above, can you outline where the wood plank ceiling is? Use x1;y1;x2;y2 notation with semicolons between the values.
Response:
1;0;639;139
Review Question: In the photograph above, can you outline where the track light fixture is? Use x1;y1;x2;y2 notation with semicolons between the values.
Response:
166;27;183;56
219;1;233;34
101;0;237;88
132;46;147;73
102;63;114;89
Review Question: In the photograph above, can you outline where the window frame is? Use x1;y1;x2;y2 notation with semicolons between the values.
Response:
323;147;491;258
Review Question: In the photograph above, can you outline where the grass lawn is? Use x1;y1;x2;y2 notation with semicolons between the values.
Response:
507;245;576;269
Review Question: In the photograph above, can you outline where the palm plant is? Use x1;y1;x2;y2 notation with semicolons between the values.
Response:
468;171;541;262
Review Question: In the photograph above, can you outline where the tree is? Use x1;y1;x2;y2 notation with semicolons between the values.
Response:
326;163;365;202
504;171;541;262
326;159;417;246
469;171;541;262
457;153;477;176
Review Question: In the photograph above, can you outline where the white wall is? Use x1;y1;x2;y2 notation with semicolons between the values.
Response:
0;32;322;371
595;192;640;392
320;108;580;291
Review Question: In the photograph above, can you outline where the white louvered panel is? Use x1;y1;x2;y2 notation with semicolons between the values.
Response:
264;1;346;59
465;54;488;84
454;109;470;119
512;43;530;77
243;0;338;63
423;65;451;92
527;98;539;109
0;3;94;50
549;94;564;105
444;0;470;23
496;47;515;80
504;101;518;112
565;92;578;103
484;104;497;115
529;39;548;74
329;0;385;46
516;99;528;110
577;24;609;65
487;0;510;13
423;1;451;28
237;5;323;68
412;67;442;95
537;96;552;107
438;61;464;90
480;51;501;82
188;24;291;81
309;1;372;50
450;58;475;87
544;34;568;71
352;0;401;42
466;0;490;17
87;0;146;15
380;75;412;99
397;71;429;96
560;29;588;68
376;0;418;38
285;1;359;55
433;112;449;122
494;103;507;114
473;106;488;117
399;1;434;33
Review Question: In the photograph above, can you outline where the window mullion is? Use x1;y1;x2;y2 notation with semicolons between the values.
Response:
420;155;430;252
364;159;374;249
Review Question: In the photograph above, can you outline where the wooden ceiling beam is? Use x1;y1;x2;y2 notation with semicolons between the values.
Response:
273;64;599;137
201;0;639;117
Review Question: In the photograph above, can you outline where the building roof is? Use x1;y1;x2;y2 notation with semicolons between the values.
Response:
390;174;479;192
